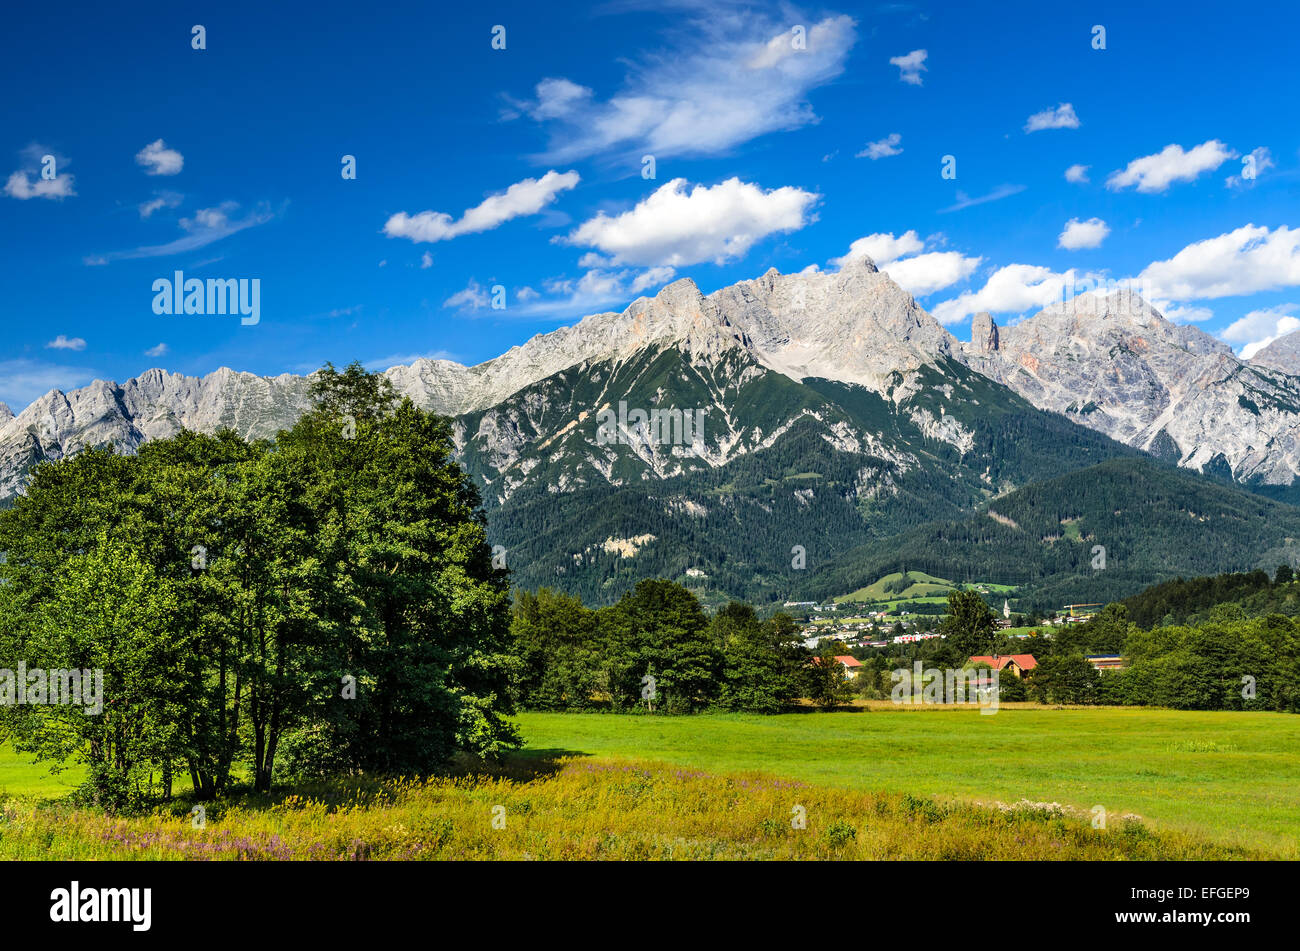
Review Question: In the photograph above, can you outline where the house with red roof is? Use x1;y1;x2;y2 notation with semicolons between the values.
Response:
812;654;864;680
968;654;1038;678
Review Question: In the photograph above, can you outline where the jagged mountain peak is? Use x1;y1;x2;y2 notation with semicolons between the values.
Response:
992;291;1232;359
706;259;954;395
1250;328;1300;375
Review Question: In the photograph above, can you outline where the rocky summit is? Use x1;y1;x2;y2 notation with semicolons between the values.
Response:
4;258;1300;504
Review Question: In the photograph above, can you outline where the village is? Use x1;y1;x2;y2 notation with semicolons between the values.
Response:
786;590;1124;681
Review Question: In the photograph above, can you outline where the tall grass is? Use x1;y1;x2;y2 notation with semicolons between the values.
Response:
0;757;1265;860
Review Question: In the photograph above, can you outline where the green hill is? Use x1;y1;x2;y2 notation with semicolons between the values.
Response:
808;457;1300;612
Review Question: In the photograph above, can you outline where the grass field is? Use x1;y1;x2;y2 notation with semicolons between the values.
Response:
517;706;1300;856
1;706;1295;859
0;747;84;799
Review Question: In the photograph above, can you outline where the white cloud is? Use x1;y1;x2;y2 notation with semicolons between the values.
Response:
932;264;1097;326
857;132;902;160
513;15;857;161
420;251;433;269
831;230;925;267
1024;103;1079;132
1220;305;1300;358
4;145;75;200
1138;224;1300;301
831;231;979;296
564;177;817;267
135;139;184;176
527;78;592;120
889;48;927;85
1225;147;1276;189
939;184;1026;213
629;265;677;293
882;252;982;296
1106;140;1236;193
4;170;75;200
363;349;458;370
46;335;86;351
1057;217;1110;250
145;342;169;357
497;265;681;318
86;201;273;265
444;280;491;311
0;359;96;412
139;191;182;218
1064;164;1090;184
384;170;579;243
1154;301;1213;324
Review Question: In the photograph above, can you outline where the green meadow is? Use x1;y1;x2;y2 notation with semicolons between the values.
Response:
1;706;1296;859
517;706;1300;856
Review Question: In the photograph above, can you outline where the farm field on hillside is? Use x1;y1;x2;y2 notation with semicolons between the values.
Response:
517;707;1300;856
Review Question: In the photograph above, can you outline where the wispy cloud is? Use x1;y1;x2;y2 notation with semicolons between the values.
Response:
508;14;857;162
364;349;459;370
85;201;275;265
0;359;96;411
139;191;183;218
938;184;1026;213
46;334;86;351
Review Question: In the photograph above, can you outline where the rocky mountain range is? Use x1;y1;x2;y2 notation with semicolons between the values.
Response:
5;257;1300;603
962;292;1300;488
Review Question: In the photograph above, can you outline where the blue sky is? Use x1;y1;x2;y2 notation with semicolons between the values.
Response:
3;0;1298;410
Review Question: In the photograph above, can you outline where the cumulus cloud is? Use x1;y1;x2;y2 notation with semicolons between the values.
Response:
831;230;980;297
1138;224;1300;301
420;252;433;269
1225;147;1275;189
443;280;491;311
384;170;580;244
5;170;75;200
1058;217;1110;250
1064;164;1090;184
46;335;86;351
564;177;817;267
135;139;184;176
4;144;75;200
883;252;982;296
1106;140;1236;193
1024;103;1080;132
857;132;902;160
932;264;1098;326
889;48;927;85
510;15;857;161
1220;305;1300;359
831;230;925;267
